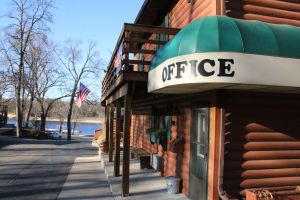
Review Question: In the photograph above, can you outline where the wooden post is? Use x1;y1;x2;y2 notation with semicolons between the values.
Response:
105;106;110;153
114;100;121;176
109;104;115;162
122;94;131;197
208;106;222;200
208;91;222;200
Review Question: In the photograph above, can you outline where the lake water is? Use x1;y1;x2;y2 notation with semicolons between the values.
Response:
7;118;102;135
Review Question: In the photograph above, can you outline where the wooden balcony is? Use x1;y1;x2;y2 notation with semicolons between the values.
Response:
101;23;180;104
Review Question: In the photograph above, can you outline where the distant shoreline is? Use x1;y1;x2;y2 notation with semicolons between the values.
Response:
8;114;104;124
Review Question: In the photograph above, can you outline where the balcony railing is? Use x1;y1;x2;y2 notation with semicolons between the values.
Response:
102;23;180;99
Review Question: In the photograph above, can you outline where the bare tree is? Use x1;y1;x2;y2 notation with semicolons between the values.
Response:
56;40;102;140
2;0;53;137
0;71;13;106
51;100;67;133
23;38;38;127
24;34;48;127
25;36;66;133
0;41;17;107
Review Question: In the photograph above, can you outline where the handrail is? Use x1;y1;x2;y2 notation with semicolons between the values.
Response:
102;23;180;98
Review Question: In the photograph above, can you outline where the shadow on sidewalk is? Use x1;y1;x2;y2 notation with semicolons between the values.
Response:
100;152;188;200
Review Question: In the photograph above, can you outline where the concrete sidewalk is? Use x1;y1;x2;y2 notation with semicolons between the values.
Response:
58;156;114;200
100;152;188;200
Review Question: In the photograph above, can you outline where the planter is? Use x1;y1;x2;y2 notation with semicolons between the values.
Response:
151;154;164;172
246;186;300;200
146;127;170;151
149;134;160;144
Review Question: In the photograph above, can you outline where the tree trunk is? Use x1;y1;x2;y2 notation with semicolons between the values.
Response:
59;120;63;133
67;98;74;140
21;76;26;126
72;119;77;135
67;83;78;140
40;106;46;133
16;57;24;137
40;114;46;133
16;90;21;137
25;93;34;128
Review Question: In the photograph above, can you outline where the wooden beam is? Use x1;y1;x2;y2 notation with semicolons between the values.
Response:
101;73;124;102
109;104;115;162
123;59;151;66
106;84;128;105
124;37;167;45
123;72;148;82
105;106;109;153
122;94;132;197
124;23;180;35
102;71;147;105
114;100;122;177
123;47;156;55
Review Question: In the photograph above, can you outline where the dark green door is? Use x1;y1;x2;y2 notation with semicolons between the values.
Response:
189;108;209;200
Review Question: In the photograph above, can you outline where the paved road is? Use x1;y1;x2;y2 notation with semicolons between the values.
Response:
0;135;99;200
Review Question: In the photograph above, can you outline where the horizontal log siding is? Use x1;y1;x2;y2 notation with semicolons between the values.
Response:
163;115;178;177
226;0;300;27
222;92;300;198
169;0;215;28
131;115;157;153
179;108;191;197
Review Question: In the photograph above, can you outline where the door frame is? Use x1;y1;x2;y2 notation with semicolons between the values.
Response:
189;102;210;200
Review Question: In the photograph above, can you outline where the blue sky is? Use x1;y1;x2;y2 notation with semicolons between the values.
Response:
0;0;144;99
0;0;144;66
49;0;144;65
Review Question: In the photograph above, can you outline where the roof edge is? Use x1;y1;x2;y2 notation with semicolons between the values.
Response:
134;0;151;24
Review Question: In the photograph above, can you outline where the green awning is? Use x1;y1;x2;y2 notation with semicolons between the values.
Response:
150;16;300;70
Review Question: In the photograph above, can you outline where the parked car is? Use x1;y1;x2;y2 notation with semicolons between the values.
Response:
47;132;62;140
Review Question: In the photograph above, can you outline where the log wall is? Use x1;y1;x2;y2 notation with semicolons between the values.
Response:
226;0;300;27
169;0;216;28
178;107;191;197
131;114;158;153
222;92;300;198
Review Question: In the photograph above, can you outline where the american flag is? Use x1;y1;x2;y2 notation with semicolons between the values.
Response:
75;82;90;108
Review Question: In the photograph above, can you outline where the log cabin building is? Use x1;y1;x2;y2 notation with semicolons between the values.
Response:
101;0;300;199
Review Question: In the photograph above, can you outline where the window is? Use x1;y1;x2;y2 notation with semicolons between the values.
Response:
196;112;206;158
137;51;144;72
